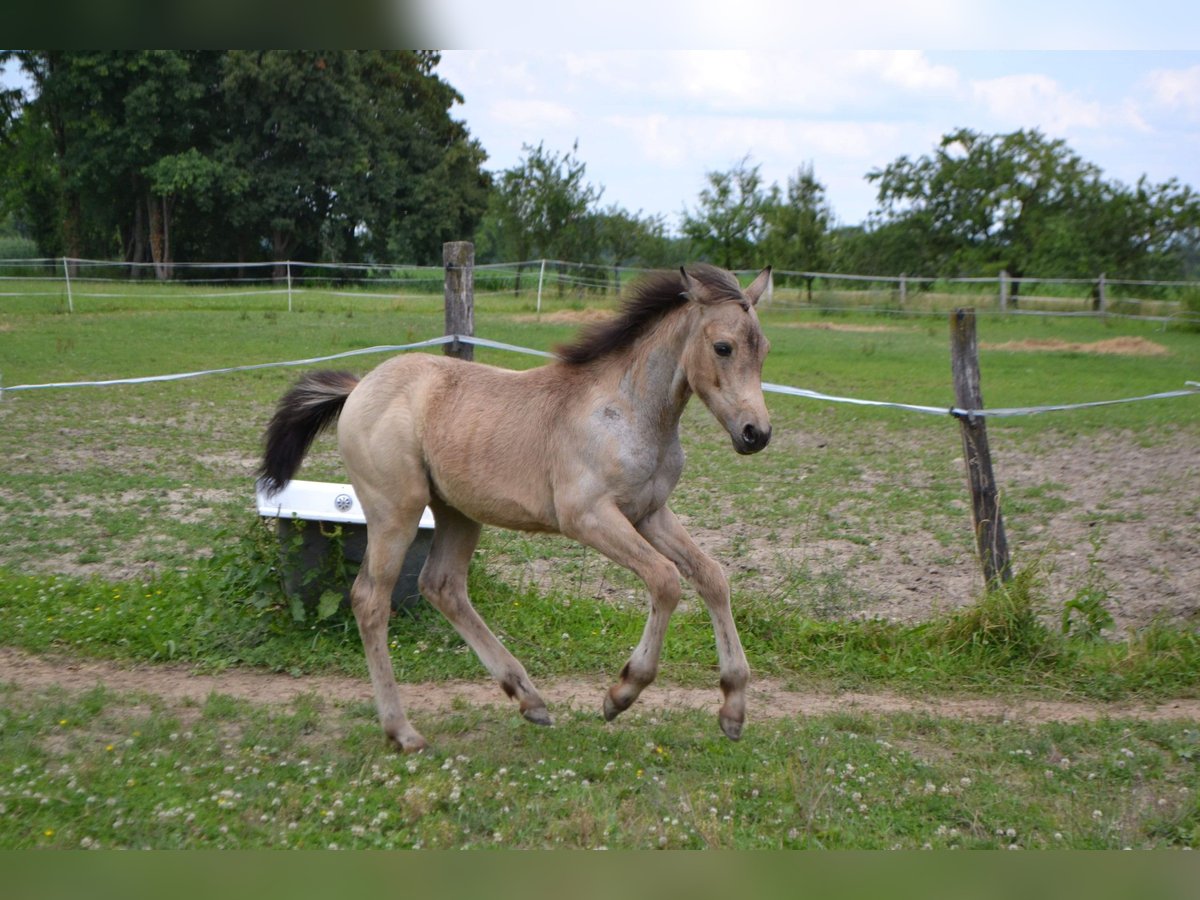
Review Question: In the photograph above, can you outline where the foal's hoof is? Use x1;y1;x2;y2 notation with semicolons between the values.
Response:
719;715;744;741
603;691;631;722
387;729;428;754
522;706;553;727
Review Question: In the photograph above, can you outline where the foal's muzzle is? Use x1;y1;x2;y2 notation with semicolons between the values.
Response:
733;422;772;455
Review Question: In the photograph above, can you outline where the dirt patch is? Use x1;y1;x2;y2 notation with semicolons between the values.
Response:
985;430;1200;631
3;646;1197;725
982;337;1170;356
774;322;914;334
517;309;614;324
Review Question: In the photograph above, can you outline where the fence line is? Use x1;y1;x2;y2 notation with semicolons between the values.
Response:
2;256;1197;290
5;333;1197;422
0;255;1197;324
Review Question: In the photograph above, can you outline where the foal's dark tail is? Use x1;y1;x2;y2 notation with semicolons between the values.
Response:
258;370;360;496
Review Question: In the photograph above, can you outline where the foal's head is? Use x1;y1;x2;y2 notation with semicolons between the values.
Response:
557;262;773;454
680;264;773;455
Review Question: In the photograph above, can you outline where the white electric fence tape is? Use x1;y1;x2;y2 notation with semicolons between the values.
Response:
2;336;1196;420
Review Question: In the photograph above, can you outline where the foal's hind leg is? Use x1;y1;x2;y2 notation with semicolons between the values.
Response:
351;512;428;753
637;506;750;740
419;499;551;726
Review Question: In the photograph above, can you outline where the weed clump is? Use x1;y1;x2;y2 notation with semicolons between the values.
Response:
930;567;1057;664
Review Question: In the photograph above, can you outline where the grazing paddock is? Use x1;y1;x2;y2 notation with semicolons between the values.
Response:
2;288;1196;631
1;284;1198;848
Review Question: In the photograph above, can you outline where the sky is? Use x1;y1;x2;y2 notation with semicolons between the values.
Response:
3;3;1198;235
437;48;1200;231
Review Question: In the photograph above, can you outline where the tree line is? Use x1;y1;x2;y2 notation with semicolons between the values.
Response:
472;133;1200;289
2;51;1198;283
0;51;489;274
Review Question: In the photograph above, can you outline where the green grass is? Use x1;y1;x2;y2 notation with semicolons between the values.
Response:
1;532;1197;701
2;680;1197;849
1;284;1198;848
1;294;1197;661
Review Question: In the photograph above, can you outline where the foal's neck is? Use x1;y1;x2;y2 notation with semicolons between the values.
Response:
614;307;693;431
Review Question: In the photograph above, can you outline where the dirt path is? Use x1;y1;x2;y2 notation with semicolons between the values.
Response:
3;647;1198;725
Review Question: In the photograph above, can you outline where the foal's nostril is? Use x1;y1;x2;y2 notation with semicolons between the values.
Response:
742;423;771;449
739;423;771;450
735;422;770;454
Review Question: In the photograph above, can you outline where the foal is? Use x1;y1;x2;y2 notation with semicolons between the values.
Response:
260;263;772;751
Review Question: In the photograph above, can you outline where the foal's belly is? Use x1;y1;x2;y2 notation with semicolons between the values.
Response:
431;469;560;534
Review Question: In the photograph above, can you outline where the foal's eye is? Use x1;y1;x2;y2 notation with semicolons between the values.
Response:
713;342;733;358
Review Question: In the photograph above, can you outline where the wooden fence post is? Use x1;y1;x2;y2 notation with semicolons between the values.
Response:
950;308;1013;587
443;241;474;361
62;257;74;314
998;270;1009;313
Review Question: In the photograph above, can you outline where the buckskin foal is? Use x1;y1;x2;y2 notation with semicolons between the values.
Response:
259;263;772;752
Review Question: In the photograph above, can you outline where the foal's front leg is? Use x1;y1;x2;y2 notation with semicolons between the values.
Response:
637;505;750;740
559;502;683;722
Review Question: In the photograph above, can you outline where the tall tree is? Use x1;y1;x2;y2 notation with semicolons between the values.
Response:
681;157;766;269
0;51;490;270
760;163;833;298
1;52;226;273
871;129;1088;279
364;52;491;265
477;141;603;289
219;51;380;270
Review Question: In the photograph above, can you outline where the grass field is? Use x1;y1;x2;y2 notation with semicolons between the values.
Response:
1;282;1198;848
3;678;1198;850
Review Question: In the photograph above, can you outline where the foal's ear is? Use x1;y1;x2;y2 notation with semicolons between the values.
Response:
679;266;697;300
743;266;772;307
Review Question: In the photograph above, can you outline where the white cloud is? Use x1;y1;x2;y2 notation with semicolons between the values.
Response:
597;111;909;225
854;50;960;93
1143;64;1200;121
602;112;906;218
607;114;901;164
549;50;966;118
488;99;577;130
971;73;1148;134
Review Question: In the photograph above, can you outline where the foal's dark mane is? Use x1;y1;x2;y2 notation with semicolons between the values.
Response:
557;264;746;366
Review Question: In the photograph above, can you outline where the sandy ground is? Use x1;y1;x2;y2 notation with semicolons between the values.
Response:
3;646;1198;726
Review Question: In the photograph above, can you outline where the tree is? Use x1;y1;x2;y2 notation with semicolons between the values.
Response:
681;157;766;269
862;127;1200;285
218;52;383;270
476;141;604;290
348;51;490;265
0;51;490;270
869;129;1101;282
590;204;673;288
760;163;833;299
0;52;228;274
